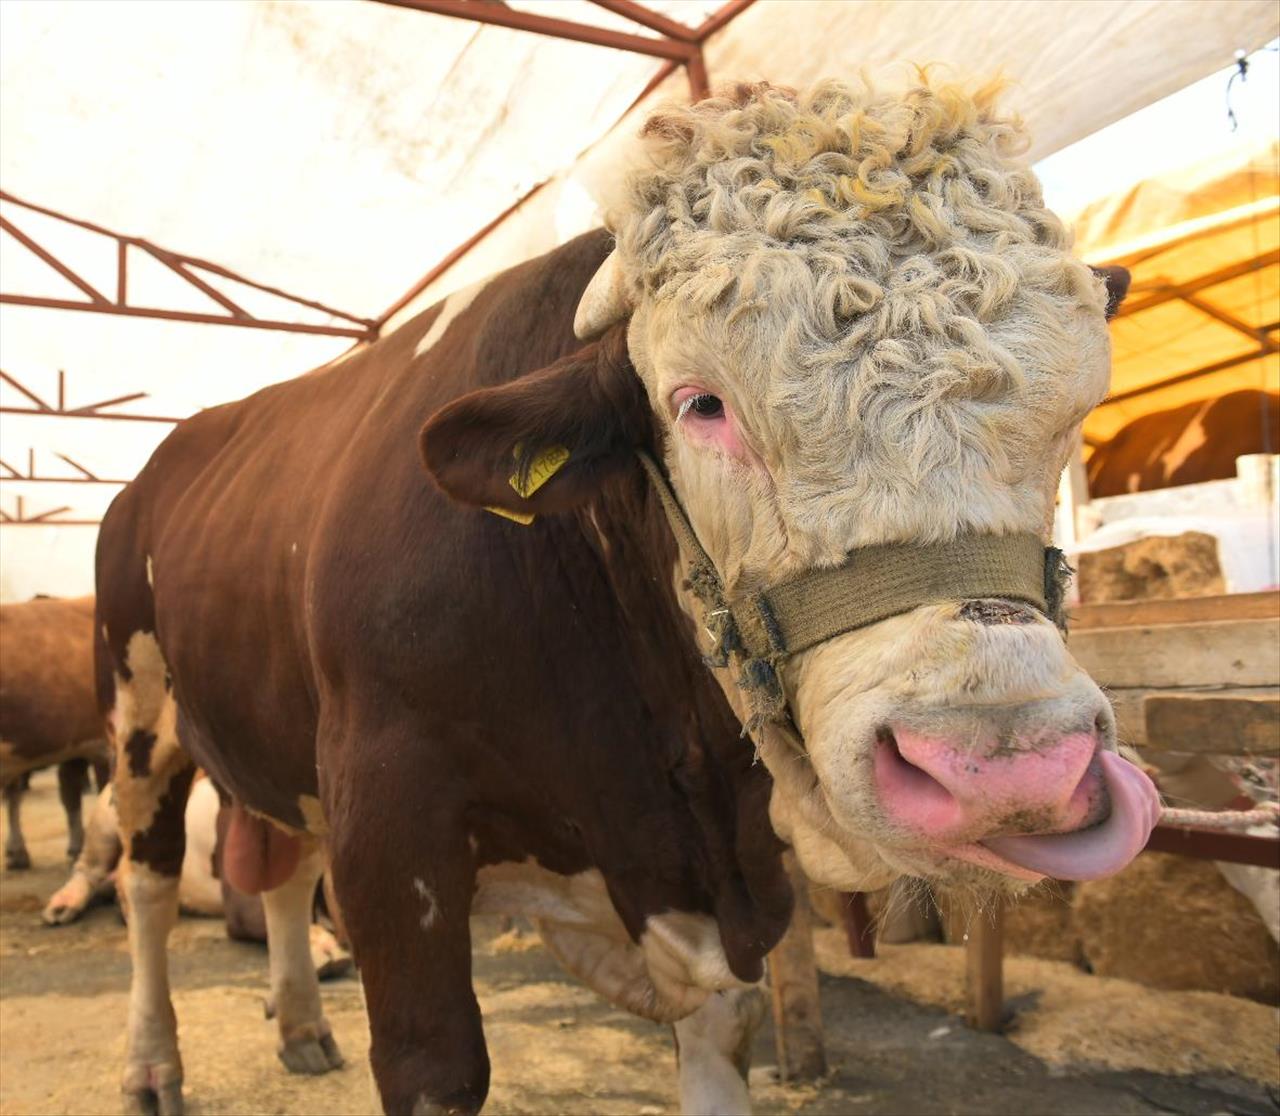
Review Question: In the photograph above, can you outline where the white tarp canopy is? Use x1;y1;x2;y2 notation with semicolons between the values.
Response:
2;0;1277;599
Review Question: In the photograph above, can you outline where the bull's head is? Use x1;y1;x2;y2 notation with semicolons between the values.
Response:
422;78;1157;896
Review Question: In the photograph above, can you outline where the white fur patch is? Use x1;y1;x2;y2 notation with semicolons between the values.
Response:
112;631;183;836
412;876;439;930
413;279;488;359
641;910;741;996
297;794;328;836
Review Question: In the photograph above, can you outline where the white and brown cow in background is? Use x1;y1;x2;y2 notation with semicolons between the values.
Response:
41;775;353;976
0;595;109;869
1088;389;1278;497
94;77;1150;1115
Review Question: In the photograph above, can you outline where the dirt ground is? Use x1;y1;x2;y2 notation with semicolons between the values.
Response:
2;773;1278;1116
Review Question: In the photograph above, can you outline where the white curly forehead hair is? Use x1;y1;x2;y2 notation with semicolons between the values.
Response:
583;76;1114;581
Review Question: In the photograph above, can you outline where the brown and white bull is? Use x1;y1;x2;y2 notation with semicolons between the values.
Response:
94;79;1156;1115
0;595;110;869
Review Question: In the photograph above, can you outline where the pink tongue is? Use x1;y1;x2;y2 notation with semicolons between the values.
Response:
981;752;1160;881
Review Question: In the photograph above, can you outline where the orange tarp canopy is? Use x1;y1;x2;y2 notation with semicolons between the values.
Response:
1069;139;1279;445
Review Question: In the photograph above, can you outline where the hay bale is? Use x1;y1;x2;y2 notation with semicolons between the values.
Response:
1005;885;1083;965
1075;852;1280;1003
1076;530;1224;603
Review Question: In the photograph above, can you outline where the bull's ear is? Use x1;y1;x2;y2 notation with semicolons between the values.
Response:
1091;265;1131;319
419;326;650;517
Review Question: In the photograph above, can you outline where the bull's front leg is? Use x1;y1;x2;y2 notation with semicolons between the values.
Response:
327;728;488;1116
673;987;767;1116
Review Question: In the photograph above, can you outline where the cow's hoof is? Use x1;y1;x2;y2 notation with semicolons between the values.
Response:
5;848;31;871
42;876;93;925
310;923;354;980
278;1030;344;1075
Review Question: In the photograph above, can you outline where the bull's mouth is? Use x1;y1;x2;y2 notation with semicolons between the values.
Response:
937;752;1161;882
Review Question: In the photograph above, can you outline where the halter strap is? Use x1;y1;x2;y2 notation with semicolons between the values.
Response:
636;450;1070;733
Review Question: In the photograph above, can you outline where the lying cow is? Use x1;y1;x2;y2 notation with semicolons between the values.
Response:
94;78;1155;1115
42;777;353;975
0;595;110;869
1087;389;1279;497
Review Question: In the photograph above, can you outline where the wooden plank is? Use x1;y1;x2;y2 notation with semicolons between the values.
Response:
1145;693;1280;755
1146;825;1280;868
768;851;827;1080
1069;617;1279;689
964;903;1004;1032
1070;590;1277;630
1109;686;1278;749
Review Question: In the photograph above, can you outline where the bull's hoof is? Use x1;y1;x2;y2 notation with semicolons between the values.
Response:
278;1030;344;1075
42;875;93;925
121;1083;184;1116
5;848;32;871
121;1063;184;1116
309;923;354;980
411;1098;480;1116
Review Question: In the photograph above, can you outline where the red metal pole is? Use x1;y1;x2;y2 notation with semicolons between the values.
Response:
0;295;371;339
374;0;696;61
588;0;699;42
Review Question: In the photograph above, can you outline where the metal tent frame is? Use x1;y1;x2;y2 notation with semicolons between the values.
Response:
0;0;757;524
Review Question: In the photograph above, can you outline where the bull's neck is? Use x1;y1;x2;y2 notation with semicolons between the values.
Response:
571;458;738;740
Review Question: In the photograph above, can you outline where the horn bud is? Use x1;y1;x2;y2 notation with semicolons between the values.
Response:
574;251;630;340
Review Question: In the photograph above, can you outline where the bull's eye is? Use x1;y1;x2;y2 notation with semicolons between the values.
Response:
676;392;724;422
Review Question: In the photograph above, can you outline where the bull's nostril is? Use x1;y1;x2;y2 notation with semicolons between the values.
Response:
875;727;956;802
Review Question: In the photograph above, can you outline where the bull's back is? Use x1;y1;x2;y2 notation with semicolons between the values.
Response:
95;229;613;814
94;343;401;807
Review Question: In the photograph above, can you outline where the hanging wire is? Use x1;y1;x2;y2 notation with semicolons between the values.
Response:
1225;43;1279;132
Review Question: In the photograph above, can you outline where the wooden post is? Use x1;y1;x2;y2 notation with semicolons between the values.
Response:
1057;433;1092;548
768;851;827;1080
964;901;1005;1032
840;891;876;958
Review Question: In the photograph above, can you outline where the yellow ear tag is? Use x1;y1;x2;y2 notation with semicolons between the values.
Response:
484;444;570;526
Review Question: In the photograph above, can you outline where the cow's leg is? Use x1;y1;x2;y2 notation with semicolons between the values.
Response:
261;843;343;1074
58;757;91;861
328;740;487;1116
673;987;766;1116
44;783;123;924
3;778;31;869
